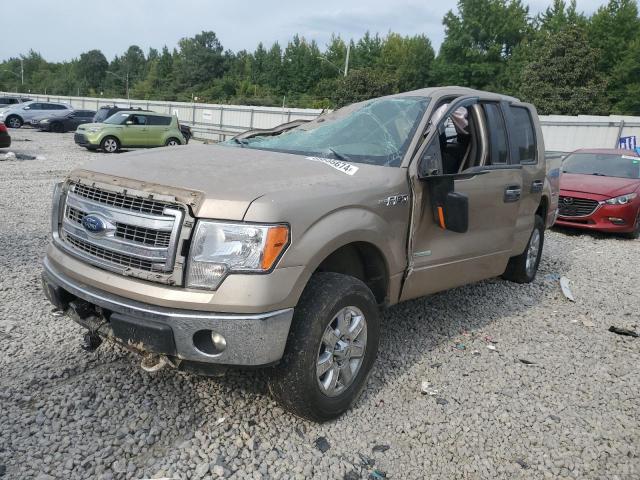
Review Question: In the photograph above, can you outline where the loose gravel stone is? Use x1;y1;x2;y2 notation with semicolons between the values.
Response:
1;128;639;479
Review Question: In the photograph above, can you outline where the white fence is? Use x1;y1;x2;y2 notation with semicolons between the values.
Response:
4;91;640;151
2;92;322;141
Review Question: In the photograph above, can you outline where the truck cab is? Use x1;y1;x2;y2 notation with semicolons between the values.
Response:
42;87;558;422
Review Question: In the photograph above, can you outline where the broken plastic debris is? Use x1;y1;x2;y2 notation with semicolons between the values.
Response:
515;459;530;469
315;436;330;453
455;343;466;350
544;272;561;282
560;276;575;302
216;417;225;425
435;397;449;406
421;380;439;396
471;350;481;356
582;318;595;328
608;326;639;338
519;359;536;365
486;345;497;351
372;445;390;453
369;469;387;479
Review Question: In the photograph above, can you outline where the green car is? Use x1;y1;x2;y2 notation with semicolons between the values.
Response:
74;111;185;153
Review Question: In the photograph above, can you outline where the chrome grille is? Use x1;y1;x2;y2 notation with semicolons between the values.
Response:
57;181;185;282
66;205;171;248
64;234;155;271
72;183;172;215
559;196;599;217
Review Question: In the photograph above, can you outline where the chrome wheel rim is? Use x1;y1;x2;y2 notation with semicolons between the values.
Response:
8;118;19;128
316;306;367;397
525;228;541;276
104;139;117;152
167;140;178;146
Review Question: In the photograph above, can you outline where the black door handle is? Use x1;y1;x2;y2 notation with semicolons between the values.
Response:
504;185;521;203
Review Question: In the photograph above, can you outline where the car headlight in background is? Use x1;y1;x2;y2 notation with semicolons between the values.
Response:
604;193;637;205
186;221;289;290
41;119;49;124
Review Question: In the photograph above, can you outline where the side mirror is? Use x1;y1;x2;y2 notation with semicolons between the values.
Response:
439;192;469;233
125;120;133;125
424;175;469;233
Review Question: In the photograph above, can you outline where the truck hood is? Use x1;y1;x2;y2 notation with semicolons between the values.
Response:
71;144;393;220
560;173;640;198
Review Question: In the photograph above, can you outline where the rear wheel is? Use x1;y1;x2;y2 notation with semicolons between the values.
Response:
269;272;380;422
502;215;544;283
165;137;181;146
100;136;120;153
6;115;22;128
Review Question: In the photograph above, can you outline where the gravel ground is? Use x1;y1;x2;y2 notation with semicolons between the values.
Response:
1;128;639;480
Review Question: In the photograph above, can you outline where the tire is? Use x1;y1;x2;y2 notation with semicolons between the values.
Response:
502;215;544;283
165;137;181;146
623;211;640;239
50;122;63;133
269;272;380;422
100;136;120;153
5;115;22;128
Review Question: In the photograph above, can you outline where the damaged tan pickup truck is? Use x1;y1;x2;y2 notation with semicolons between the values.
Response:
42;87;559;421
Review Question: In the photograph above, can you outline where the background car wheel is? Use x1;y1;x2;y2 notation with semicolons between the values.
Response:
623;212;640;239
5;116;22;128
165;138;181;146
269;272;380;422
502;215;544;283
100;136;120;153
51;122;63;133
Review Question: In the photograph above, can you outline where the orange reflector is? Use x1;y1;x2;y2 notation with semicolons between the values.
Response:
262;226;289;270
437;206;446;229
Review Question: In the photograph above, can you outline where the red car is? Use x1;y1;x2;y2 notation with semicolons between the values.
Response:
556;149;640;238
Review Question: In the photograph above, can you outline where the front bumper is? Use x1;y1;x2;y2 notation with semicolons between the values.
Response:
0;132;10;148
42;256;294;366
555;202;639;233
74;133;91;146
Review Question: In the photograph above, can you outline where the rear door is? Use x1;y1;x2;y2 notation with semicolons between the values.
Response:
144;115;171;146
400;96;523;301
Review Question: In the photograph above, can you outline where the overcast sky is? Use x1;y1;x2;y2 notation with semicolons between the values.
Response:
2;0;607;62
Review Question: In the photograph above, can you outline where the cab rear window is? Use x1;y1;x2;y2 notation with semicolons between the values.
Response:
509;106;536;164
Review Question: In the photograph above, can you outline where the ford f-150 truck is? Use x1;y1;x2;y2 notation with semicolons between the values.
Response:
42;87;559;421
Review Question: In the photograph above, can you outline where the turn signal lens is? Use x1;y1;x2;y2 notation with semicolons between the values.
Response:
262;226;289;270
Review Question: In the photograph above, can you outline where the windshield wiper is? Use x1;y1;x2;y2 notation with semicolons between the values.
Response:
327;148;352;162
232;138;249;147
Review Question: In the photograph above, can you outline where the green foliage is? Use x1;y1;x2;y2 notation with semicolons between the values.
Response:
518;27;608;115
434;0;530;89
1;2;640;117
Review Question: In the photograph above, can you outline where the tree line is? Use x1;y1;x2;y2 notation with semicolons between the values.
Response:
1;0;638;115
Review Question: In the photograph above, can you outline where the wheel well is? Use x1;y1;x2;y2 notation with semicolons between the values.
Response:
536;196;549;222
314;242;388;306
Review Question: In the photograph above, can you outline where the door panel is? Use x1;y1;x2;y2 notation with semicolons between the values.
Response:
401;168;522;300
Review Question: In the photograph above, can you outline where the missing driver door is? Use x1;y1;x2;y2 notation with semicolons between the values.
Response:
400;98;523;301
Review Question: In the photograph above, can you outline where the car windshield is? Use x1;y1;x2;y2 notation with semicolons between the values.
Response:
562;153;640;179
225;96;429;167
103;113;130;125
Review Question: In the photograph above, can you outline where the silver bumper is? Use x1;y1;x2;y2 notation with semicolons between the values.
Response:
42;256;294;366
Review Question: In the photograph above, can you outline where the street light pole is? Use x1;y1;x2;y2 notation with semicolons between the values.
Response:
20;58;24;86
344;43;350;78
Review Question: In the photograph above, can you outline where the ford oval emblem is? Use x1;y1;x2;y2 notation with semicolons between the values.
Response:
82;214;107;233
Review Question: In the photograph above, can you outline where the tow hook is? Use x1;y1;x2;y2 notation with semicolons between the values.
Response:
140;353;179;373
81;332;102;352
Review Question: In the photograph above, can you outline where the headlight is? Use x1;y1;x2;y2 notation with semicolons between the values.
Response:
604;193;637;205
86;126;102;133
41;119;49;124
186;221;289;290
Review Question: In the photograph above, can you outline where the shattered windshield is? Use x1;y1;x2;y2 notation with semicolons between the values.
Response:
563;153;640;179
225;96;429;167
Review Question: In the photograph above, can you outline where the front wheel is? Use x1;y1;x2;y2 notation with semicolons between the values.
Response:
50;122;63;133
269;272;380;422
100;136;120;153
5;115;22;128
165;137;181;146
623;211;640;239
502;215;544;283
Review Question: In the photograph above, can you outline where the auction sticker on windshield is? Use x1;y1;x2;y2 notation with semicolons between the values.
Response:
306;156;359;176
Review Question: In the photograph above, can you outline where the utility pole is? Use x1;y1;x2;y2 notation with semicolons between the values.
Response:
344;42;350;77
20;57;24;86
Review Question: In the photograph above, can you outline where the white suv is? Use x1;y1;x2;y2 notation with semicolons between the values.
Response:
0;101;72;128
